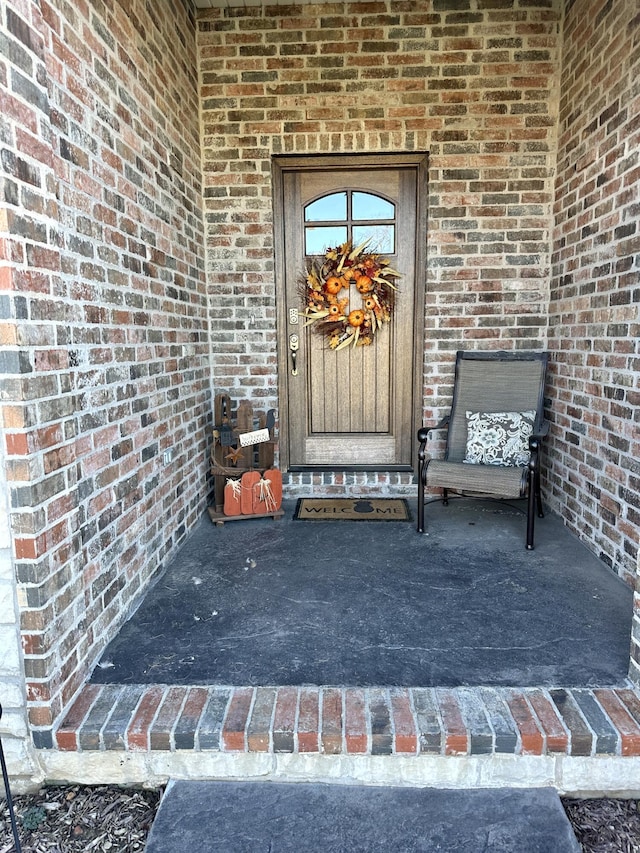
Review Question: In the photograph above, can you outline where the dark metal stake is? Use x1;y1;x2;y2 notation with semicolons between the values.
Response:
0;704;23;853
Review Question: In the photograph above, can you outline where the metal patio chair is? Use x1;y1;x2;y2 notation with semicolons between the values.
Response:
417;350;550;549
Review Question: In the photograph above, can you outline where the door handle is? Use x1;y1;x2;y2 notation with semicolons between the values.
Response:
289;334;299;376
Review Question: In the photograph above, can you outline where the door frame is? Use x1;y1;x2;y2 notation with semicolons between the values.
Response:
272;152;428;473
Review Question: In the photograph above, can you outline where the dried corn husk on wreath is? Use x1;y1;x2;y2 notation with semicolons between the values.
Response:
300;240;401;350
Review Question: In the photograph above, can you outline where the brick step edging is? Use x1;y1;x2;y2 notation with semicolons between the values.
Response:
40;684;640;758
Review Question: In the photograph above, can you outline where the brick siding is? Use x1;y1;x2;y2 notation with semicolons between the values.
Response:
197;0;561;491
1;0;209;747
199;0;560;383
547;0;639;591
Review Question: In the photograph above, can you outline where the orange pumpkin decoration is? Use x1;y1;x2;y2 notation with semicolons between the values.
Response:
328;303;342;317
364;297;376;310
342;268;356;281
356;275;373;293
348;309;365;327
325;276;343;295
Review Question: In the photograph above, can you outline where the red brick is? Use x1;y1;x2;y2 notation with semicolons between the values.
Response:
437;690;468;756
5;433;29;455
55;684;101;751
506;692;544;755
10;0;636;748
0;90;38;133
15;537;38;559
150;687;188;751
127;686;165;751
595;690;640;756
247;687;275;752
344;689;367;754
527;690;569;754
21;633;45;656
222;687;253;752
175;687;209;750
0;266;13;290
35;424;64;450
321;688;343;755
614;689;640;729
390;688;418;755
272;687;297;753
298;688;320;753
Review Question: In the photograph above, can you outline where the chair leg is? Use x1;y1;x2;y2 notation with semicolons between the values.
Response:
526;471;536;550
535;469;544;518
442;488;449;506
417;471;425;533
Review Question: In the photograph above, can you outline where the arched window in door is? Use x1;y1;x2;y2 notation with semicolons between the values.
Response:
303;190;396;256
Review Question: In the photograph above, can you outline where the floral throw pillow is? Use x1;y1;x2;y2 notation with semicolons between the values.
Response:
463;410;537;467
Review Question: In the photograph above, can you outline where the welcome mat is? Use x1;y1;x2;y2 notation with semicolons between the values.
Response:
294;497;411;522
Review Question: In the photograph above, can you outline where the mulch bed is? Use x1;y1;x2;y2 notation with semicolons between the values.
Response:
562;798;640;852
2;785;640;851
0;785;161;852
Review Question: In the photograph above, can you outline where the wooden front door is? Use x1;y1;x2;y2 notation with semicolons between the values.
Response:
273;154;427;471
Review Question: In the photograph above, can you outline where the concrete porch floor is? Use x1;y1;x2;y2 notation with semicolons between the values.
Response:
89;498;633;688
40;498;640;795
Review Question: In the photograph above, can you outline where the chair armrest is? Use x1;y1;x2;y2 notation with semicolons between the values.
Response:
528;419;549;472
529;418;550;447
418;416;450;465
417;415;450;445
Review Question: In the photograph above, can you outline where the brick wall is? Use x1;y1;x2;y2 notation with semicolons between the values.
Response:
547;0;639;596
0;0;209;747
198;0;562;495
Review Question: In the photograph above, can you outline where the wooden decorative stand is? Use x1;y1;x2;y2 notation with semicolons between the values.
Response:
208;393;284;525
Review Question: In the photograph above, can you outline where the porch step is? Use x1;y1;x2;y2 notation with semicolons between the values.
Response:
145;781;581;852
33;683;640;795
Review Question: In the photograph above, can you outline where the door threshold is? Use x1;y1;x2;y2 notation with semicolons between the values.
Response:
287;465;415;473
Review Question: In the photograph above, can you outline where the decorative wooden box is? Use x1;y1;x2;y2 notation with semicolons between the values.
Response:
208;393;284;525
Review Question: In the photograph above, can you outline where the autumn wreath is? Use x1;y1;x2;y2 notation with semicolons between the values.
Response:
300;240;400;349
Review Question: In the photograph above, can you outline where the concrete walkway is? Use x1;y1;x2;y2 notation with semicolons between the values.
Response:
145;781;581;852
